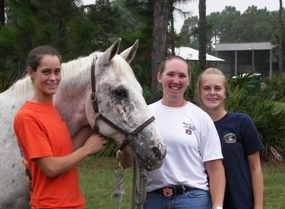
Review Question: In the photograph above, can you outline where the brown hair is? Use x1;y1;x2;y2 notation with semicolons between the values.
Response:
195;68;229;106
159;56;191;76
26;45;62;72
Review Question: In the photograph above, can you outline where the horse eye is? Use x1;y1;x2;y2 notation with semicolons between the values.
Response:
115;89;127;98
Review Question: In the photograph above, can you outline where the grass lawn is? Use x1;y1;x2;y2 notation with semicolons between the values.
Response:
78;156;134;209
78;156;285;209
262;161;285;208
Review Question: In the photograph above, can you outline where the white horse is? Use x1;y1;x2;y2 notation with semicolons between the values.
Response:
0;38;166;209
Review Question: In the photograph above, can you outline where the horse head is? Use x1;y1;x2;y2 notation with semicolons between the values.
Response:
85;38;166;171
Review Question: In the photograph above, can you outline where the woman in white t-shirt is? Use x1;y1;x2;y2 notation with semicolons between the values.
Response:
122;56;225;209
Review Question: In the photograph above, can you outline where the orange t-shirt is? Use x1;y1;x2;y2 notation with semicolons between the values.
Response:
14;101;85;209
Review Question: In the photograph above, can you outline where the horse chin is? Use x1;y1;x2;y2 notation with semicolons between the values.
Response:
134;153;164;171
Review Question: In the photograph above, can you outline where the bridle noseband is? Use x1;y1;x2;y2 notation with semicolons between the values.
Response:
90;59;155;151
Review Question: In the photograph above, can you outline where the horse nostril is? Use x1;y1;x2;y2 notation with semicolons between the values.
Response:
152;147;162;159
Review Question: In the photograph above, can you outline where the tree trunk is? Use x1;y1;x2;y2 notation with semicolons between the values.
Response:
198;0;206;71
0;0;4;25
279;0;283;76
169;0;175;55
151;0;169;101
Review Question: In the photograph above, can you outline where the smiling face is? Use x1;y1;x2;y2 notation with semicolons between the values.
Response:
28;55;61;103
158;57;190;107
199;73;228;112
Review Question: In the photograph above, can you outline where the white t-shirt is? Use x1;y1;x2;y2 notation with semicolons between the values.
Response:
146;100;223;192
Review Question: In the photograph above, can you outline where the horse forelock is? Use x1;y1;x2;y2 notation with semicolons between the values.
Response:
111;55;142;92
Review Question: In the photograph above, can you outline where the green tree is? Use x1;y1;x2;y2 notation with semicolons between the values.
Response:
180;16;199;48
0;0;4;25
64;0;121;60
180;14;213;54
1;0;82;77
168;0;191;55
207;12;221;45
239;6;274;42
279;0;283;76
0;0;125;89
215;6;241;42
204;6;276;44
271;9;285;74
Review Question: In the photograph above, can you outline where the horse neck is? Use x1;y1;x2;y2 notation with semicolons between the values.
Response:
53;57;93;137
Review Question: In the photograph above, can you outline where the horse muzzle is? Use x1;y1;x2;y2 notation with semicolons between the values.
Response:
133;140;167;171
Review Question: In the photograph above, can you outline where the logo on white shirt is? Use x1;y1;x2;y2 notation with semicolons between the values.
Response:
183;122;196;135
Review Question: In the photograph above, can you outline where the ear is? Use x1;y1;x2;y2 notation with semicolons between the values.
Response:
27;67;34;78
120;39;139;63
98;38;121;67
188;75;191;85
225;92;229;100
157;72;162;83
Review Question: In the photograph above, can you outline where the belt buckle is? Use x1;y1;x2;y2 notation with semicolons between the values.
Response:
159;186;176;197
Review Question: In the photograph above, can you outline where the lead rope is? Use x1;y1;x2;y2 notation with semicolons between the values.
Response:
112;150;148;209
111;150;125;209
131;160;148;209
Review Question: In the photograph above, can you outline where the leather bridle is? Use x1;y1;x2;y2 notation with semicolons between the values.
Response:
90;59;155;151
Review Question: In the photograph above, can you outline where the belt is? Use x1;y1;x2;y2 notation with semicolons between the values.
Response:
149;185;194;197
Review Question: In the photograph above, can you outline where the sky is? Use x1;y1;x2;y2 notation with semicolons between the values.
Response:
82;0;281;32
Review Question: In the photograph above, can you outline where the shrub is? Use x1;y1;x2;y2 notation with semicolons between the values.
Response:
226;73;285;161
262;74;285;102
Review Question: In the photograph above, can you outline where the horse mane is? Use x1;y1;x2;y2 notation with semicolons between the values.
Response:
3;51;141;97
3;75;33;97
61;51;141;91
60;53;95;83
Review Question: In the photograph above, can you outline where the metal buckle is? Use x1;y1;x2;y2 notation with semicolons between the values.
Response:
159;186;176;197
126;133;134;142
90;92;96;102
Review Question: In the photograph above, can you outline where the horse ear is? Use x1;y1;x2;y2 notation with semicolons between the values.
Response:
120;39;139;63
100;38;121;65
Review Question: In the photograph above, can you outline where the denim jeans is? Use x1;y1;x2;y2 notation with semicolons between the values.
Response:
142;189;211;209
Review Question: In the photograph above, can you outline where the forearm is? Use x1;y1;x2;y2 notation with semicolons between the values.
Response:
251;168;264;209
35;145;91;178
248;152;263;209
36;133;107;177
209;170;225;207
72;126;93;150
205;160;226;207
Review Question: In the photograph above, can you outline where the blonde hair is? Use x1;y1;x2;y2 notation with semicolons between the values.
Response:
195;68;229;106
